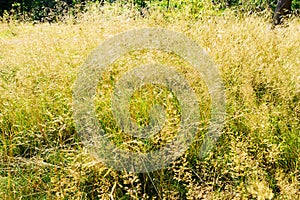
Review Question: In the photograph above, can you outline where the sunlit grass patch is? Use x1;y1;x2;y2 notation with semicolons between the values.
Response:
0;2;299;199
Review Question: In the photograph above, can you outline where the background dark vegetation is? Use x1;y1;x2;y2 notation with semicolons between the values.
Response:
0;0;299;22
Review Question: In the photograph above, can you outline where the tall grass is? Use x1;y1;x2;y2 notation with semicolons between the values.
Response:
0;2;299;199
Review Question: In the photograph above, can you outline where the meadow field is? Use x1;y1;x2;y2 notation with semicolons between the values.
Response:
0;3;299;199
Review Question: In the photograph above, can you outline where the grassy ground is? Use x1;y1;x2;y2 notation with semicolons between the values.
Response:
0;3;299;199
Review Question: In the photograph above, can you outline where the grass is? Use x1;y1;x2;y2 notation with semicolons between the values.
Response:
0;2;299;199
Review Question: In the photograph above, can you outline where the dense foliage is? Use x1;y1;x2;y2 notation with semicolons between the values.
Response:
1;0;299;22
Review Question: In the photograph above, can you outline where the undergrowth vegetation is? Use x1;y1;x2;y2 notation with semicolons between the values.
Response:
0;2;299;199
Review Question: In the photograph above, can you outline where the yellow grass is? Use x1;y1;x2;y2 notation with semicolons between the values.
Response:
0;3;299;199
